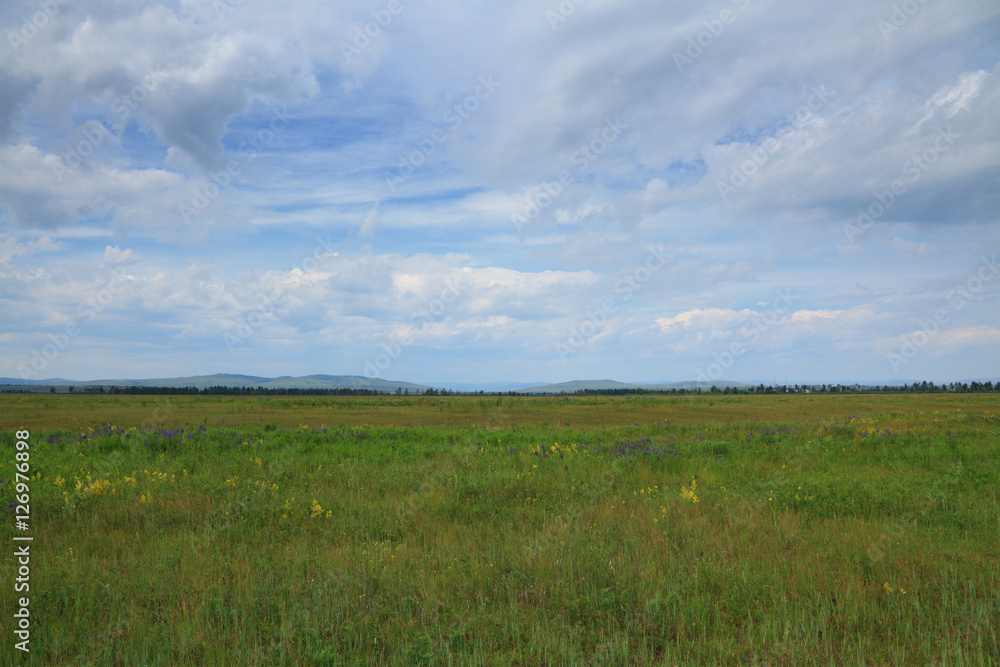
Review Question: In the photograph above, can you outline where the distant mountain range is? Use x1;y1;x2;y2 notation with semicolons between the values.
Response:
1;374;750;393
3;374;993;394
0;374;429;393
513;379;749;393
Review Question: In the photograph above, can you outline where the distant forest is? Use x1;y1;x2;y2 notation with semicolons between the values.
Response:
3;381;995;396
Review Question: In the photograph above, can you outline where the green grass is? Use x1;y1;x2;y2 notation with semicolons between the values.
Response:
2;391;999;429
1;395;998;665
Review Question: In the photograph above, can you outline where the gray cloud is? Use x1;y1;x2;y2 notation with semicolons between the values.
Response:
1;0;997;383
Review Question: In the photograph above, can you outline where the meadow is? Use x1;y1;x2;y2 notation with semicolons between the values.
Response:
1;393;998;665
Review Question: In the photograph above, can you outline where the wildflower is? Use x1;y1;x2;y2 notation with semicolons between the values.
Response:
680;479;699;503
85;479;111;495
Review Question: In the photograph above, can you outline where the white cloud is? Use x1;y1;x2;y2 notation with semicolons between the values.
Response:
103;245;139;265
359;201;380;238
0;235;26;263
1;0;997;383
0;234;61;263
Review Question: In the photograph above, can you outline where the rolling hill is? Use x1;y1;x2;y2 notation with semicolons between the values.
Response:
514;379;750;393
0;374;429;393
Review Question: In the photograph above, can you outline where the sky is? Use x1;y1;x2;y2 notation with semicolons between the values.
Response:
1;0;998;387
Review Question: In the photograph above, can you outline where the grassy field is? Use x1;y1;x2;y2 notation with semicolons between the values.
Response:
1;393;998;665
4;391;998;429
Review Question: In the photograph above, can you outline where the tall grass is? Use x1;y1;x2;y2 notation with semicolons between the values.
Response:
1;396;997;664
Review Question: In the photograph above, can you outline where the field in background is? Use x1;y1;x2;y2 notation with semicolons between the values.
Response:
4;391;999;429
1;394;998;665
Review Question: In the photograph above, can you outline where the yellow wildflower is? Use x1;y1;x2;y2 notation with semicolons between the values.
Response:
680;479;699;503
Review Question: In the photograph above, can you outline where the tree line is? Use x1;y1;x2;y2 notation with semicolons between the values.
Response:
3;380;995;395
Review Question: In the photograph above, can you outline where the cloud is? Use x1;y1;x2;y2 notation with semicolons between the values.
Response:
1;0;997;383
916;69;988;129
0;233;60;263
0;70;40;144
103;245;139;265
359;201;380;237
0;235;26;263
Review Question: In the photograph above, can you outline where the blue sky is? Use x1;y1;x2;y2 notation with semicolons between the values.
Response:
1;0;998;386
